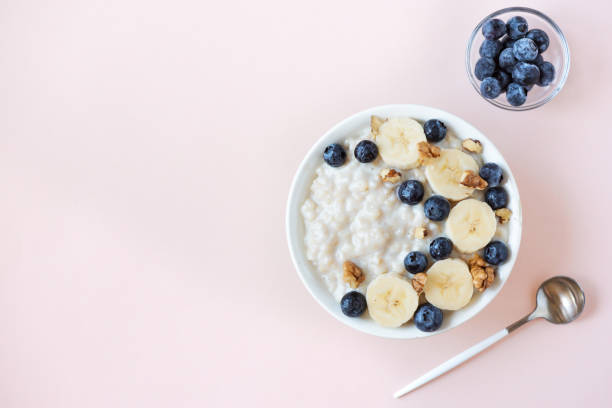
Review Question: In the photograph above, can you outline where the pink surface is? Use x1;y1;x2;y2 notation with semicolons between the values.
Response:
0;0;610;406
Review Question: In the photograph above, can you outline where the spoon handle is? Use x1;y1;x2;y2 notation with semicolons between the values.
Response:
393;328;509;398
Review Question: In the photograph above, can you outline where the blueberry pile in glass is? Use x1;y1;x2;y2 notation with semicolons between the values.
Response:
476;16;555;106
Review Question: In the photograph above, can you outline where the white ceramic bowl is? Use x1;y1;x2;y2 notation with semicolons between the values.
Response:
286;105;522;339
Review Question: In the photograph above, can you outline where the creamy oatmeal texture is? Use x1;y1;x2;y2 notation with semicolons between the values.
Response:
301;122;508;302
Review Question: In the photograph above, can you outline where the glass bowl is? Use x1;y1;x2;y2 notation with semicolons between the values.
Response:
466;7;570;111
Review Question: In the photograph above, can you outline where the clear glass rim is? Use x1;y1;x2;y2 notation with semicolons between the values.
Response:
465;6;571;111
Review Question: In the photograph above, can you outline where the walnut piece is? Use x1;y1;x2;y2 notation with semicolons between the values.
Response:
467;253;487;268
417;142;441;165
460;170;488;190
379;168;402;183
342;261;365;289
370;115;386;137
413;226;429;239
462;139;483;153
495;208;512;224
468;254;495;292
412;273;427;295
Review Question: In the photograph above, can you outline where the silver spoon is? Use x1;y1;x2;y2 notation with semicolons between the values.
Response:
394;276;585;398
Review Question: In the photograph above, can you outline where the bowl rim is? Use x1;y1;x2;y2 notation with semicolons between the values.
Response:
286;104;523;339
465;6;571;111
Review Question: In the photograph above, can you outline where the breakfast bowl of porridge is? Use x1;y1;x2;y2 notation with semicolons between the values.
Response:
286;105;522;339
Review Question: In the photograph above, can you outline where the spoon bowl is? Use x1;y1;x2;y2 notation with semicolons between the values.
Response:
535;276;585;324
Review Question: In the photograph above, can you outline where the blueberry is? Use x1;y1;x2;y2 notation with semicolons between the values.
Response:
340;291;367;317
404;251;428;274
506;16;528;39
483;241;509;265
480;77;502;99
526;29;550;53
501;36;517;49
479;39;502;58
479;163;504;186
493;70;511;90
430;237;453;260
533;53;544;66
513;38;539;62
424;195;451;221
485;186;508;209
474;57;496;81
414;303;443;332
423;119;447;143
538;61;555;86
506;82;527;106
397;180;424;205
482;18;507;40
354;140;378;163
512;62;540;86
498;48;517;73
323;143;347;167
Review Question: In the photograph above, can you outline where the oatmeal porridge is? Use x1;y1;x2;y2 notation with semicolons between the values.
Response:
301;116;511;330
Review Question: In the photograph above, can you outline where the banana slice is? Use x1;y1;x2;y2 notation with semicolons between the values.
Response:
366;274;419;327
425;149;479;200
424;259;473;310
446;199;497;253
375;118;426;169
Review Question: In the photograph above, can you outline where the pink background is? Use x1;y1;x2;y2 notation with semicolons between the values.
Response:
0;0;610;406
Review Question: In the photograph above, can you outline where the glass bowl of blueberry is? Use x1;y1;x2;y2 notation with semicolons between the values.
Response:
466;7;570;110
